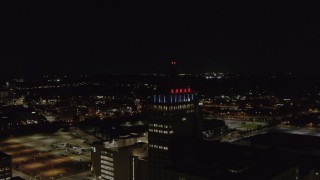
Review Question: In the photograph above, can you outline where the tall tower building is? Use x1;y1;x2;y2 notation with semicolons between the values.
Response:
148;60;199;180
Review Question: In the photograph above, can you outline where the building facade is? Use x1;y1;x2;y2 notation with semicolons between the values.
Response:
91;137;148;180
148;60;200;180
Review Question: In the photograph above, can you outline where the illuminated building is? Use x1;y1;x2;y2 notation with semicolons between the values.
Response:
91;136;148;180
148;60;200;179
0;152;11;180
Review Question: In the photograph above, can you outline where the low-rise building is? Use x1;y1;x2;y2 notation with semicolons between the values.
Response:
91;136;148;180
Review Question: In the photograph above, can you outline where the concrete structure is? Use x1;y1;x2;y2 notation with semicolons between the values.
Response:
91;136;148;180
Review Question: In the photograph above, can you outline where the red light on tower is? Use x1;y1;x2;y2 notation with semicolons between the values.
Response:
175;89;179;93
184;88;187;93
180;89;183;93
171;89;174;94
188;88;191;92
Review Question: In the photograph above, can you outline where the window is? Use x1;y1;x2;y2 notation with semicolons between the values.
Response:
101;155;113;161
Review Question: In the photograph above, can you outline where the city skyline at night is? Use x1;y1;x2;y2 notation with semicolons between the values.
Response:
2;1;320;180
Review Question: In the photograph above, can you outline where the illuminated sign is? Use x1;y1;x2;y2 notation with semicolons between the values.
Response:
170;88;192;94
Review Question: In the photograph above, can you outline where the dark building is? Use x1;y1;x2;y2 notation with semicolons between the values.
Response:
91;141;105;179
148;60;201;179
0;151;11;180
163;141;299;180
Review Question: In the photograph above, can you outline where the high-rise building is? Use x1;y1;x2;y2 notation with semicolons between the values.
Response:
148;60;200;180
0;151;11;180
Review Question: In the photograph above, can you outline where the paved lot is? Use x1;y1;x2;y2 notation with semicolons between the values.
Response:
0;131;93;180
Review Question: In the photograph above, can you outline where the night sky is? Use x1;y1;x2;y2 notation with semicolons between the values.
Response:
0;1;320;76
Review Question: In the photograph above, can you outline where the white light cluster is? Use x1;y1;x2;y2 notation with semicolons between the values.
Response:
149;144;169;150
101;174;114;180
101;160;113;167
101;153;114;180
153;104;195;111
149;123;174;134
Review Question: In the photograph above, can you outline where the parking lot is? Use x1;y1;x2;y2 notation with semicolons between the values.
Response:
0;131;94;179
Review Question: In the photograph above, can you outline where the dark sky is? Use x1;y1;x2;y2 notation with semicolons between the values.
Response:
0;1;320;76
